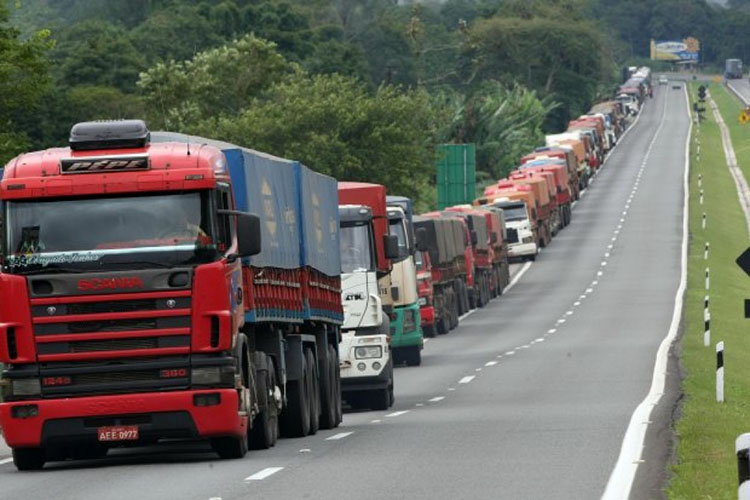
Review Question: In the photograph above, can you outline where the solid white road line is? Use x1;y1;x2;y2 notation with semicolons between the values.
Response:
245;467;284;481
326;432;353;441
603;80;688;500
458;376;475;384
385;410;409;418
0;457;12;465
503;261;533;294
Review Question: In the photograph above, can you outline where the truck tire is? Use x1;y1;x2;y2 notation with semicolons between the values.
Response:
320;344;340;430
436;314;448;335
460;281;470;314
371;388;391;411
305;348;320;435
422;324;435;338
405;346;422;367
449;294;459;330
12;447;45;471
250;354;279;450
212;433;248;460
280;354;310;438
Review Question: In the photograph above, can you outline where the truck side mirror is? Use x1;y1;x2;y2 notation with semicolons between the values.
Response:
490;232;498;244
470;230;478;246
415;228;428;252
384;234;400;260
237;213;262;257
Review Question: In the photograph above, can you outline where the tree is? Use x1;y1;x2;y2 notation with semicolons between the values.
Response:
469;4;614;129
204;73;444;202
54;21;146;92
0;2;52;164
137;35;292;130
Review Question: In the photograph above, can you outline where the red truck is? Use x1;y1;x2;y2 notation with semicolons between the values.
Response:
0;122;344;469
413;215;466;334
415;250;436;337
521;148;580;202
444;207;494;307
518;160;573;228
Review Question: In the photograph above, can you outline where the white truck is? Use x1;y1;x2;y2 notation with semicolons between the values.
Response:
338;204;396;410
488;198;538;261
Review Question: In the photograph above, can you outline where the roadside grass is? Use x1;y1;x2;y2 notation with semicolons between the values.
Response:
668;83;750;499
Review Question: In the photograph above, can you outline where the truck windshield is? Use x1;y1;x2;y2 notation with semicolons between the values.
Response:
388;217;409;262
498;205;528;222
340;222;375;273
4;192;217;274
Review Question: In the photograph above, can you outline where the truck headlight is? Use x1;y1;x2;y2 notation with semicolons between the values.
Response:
355;346;383;359
11;378;41;397
522;236;534;244
403;309;417;333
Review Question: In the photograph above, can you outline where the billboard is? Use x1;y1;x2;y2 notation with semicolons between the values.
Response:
651;38;700;61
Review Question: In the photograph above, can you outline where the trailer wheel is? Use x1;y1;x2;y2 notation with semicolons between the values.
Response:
12;447;46;471
250;354;279;450
449;293;459;329
320;344;340;430
405;346;422;367
422;324;435;338
305;348;320;435
280;354;310;438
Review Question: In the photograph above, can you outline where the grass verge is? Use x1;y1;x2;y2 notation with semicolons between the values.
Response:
667;83;750;498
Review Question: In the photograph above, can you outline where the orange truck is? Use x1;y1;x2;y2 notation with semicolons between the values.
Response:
517;159;573;228
479;183;539;260
521;148;580;202
507;172;553;247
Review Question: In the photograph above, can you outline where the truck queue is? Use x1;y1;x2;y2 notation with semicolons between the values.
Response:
0;68;650;469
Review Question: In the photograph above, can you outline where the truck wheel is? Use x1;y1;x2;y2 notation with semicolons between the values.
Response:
280;354;310;438
449;295;459;329
405;346;421;367
250;355;279;450
12;447;46;471
320;344;340;430
460;282;470;313
422;324;435;338
370;388;391;411
332;346;343;426
306;348;320;435
211;434;248;460
436;315;448;335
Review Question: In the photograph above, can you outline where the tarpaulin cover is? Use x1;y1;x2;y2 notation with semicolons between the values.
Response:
298;165;341;276
414;216;450;266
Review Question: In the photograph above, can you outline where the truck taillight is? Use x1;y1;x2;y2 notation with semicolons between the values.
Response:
42;376;71;387
160;369;188;379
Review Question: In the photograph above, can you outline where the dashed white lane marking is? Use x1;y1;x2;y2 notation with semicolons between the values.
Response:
245;467;284;481
534;337;545;343
0;457;12;465
429;396;445;402
557;319;566;324
518;344;530;349
548;329;557;334
415;403;424;407
592;280;599;285
597;271;604;276
458;376;475;384
586;288;593;293
574;301;581;306
385;410;410;418
601;261;608;267
485;360;498;367
448;387;456;391
209;497;223;500
566;310;573;316
371;419;382;423
505;351;515;355
326;432;354;441
475;368;482;372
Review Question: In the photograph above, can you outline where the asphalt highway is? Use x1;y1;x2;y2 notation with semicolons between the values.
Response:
726;77;750;105
0;85;690;500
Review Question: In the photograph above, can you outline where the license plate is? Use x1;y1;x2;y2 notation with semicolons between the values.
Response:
97;425;139;442
418;297;427;306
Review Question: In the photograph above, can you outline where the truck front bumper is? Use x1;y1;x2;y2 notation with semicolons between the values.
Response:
390;304;423;349
0;389;244;448
341;360;392;392
508;242;538;258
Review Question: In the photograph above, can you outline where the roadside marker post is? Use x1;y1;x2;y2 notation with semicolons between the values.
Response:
705;268;710;290
700;189;704;205
704;300;711;347
737;434;750;499
704;242;709;260
717;341;725;403
698;173;702;188
702;212;707;230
